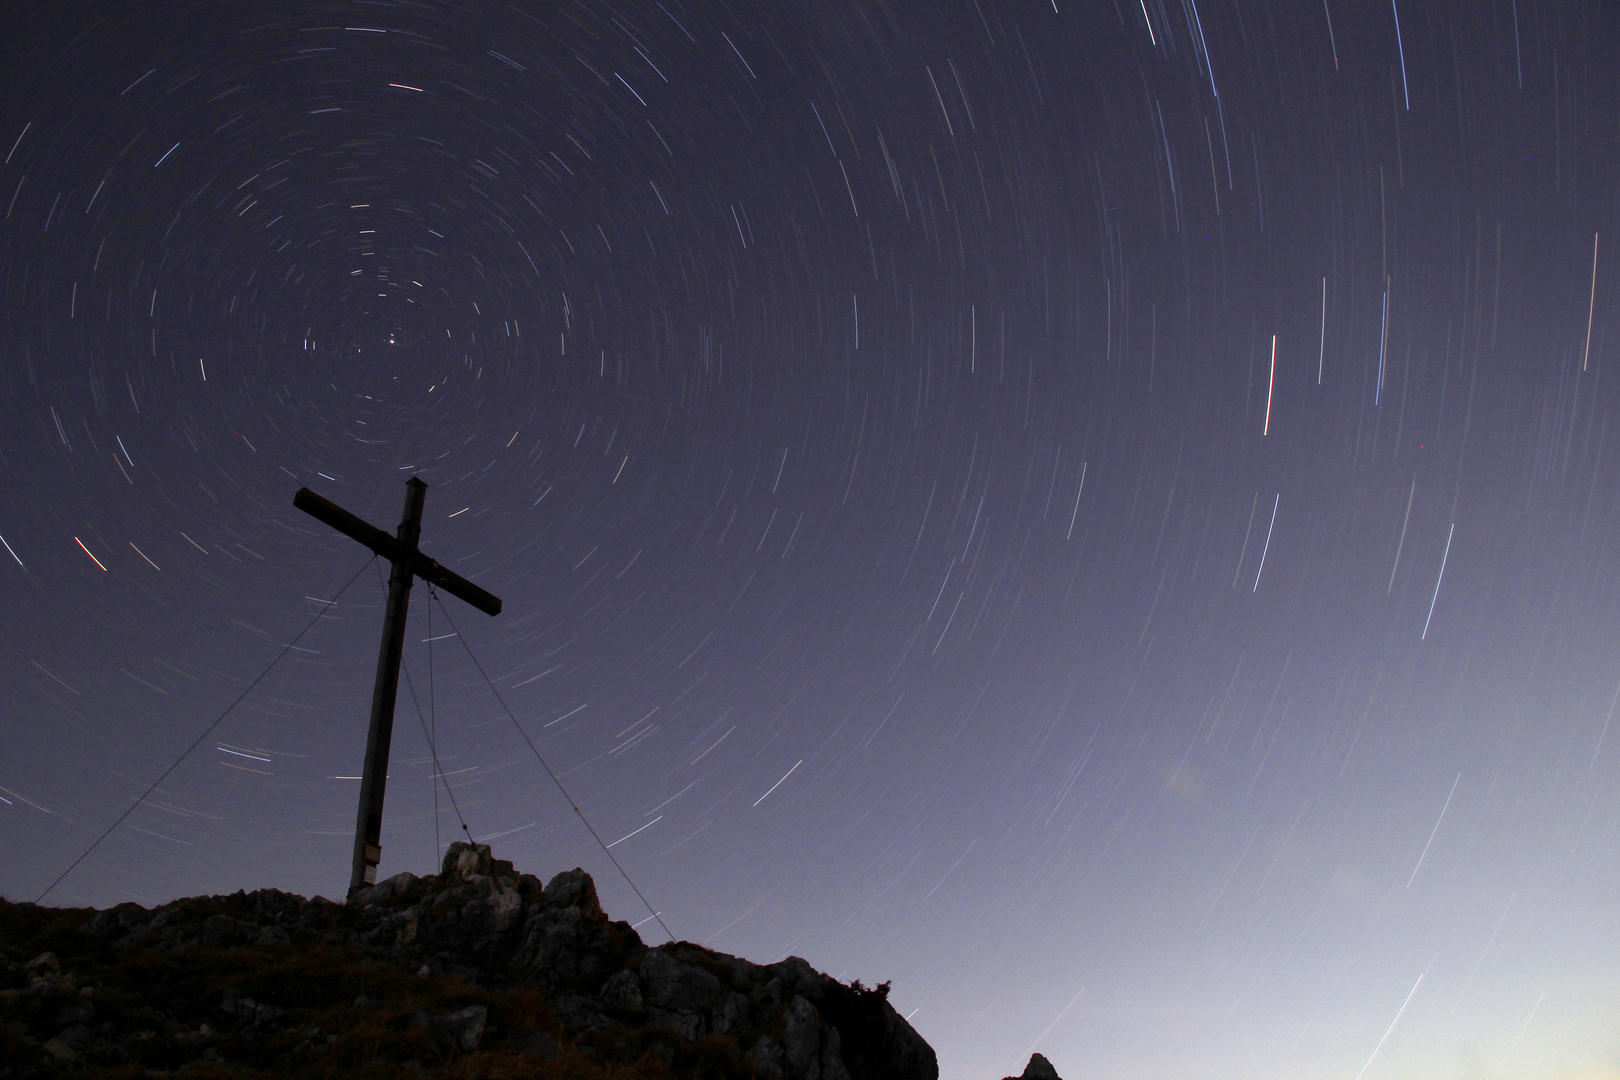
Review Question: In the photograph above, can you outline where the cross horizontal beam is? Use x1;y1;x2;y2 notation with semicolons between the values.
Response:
294;487;501;616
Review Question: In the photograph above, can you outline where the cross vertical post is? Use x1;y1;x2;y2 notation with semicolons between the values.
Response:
293;477;502;895
351;477;426;892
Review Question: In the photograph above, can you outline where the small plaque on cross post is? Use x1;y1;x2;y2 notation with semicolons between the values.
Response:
294;478;502;894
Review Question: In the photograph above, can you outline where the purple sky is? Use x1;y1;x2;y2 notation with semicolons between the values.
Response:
2;2;1618;1077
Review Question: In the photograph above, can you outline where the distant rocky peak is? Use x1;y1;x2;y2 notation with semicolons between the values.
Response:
1004;1052;1064;1080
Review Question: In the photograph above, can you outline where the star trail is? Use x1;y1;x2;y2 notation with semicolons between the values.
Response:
2;2;1619;1077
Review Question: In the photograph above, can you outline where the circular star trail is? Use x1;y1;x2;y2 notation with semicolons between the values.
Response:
3;2;1619;1077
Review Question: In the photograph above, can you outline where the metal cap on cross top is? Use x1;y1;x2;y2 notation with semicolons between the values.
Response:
294;478;501;894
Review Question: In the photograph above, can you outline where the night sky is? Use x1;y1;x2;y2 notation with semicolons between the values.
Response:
3;1;1619;1077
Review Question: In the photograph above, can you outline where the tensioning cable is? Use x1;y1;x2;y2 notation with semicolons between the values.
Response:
374;562;473;864
427;587;676;943
37;556;378;903
397;604;473;860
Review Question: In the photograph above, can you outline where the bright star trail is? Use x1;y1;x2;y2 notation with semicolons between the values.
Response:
2;4;1618;1078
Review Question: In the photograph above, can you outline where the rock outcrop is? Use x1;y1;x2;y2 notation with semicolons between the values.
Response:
0;843;937;1080
1002;1053;1064;1080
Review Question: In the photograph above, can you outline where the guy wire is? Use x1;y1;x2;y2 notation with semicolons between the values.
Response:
429;590;675;944
37;557;376;903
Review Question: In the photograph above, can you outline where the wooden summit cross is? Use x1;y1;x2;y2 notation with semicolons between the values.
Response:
294;478;502;893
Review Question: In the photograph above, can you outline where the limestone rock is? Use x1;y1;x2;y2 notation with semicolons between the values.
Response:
639;948;725;1013
0;840;937;1080
599;968;644;1015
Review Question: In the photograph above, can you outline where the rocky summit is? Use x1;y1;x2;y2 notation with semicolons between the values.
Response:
0;843;944;1079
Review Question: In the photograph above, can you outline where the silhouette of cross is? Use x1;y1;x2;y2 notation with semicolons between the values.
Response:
294;478;501;892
